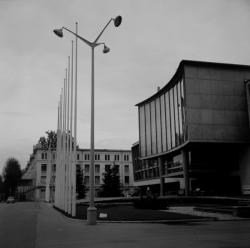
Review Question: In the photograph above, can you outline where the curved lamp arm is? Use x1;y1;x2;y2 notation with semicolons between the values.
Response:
62;27;92;47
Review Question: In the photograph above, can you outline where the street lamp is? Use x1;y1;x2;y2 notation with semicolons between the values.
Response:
54;15;122;225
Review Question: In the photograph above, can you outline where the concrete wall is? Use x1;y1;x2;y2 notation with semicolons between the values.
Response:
185;65;250;143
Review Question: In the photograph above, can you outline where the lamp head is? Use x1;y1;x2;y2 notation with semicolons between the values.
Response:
114;15;122;27
53;28;63;38
103;44;110;54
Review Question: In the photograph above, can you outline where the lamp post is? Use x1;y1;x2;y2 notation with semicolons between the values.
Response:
54;16;122;225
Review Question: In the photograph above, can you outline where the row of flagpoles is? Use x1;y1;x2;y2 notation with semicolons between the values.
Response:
54;23;78;217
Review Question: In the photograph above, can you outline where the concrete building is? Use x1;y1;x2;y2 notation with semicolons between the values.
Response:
132;60;250;196
21;144;133;201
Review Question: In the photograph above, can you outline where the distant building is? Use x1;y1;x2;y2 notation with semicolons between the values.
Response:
21;145;133;201
132;60;250;196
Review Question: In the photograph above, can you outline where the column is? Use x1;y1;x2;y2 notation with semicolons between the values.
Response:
182;149;189;196
158;156;164;196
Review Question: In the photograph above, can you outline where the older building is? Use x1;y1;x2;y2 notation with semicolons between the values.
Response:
133;60;250;196
22;144;133;201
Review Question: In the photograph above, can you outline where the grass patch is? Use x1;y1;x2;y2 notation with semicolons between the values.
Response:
76;203;204;221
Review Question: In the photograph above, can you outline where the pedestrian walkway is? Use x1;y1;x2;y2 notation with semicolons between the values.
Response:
1;202;250;248
164;206;244;220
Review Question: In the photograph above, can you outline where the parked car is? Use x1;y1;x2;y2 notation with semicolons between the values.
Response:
6;196;15;204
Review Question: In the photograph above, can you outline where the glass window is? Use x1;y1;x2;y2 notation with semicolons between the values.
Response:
77;153;80;160
84;164;89;173
95;164;100;174
124;154;129;161
95;154;100;160
177;81;184;143
169;88;176;148
41;164;47;172
105;164;110;171
105;154;110;161
145;103;151;156
95;176;100;185
115;155;120;161
155;98;162;153
150;101;157;154
84;176;89;185
160;95;167;152
84;154;89;160
174;85;180;146
40;175;46;184
124;176;129;184
180;80;186;141
139;106;146;157
165;91;171;150
125;165;129;173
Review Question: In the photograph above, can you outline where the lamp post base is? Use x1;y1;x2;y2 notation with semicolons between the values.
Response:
87;206;97;225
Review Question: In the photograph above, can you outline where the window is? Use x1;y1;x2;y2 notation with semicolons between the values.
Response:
155;97;162;153
84;154;90;160
51;176;56;184
84;176;89;185
124;176;129;184
84;164;89;173
52;164;56;172
52;153;56;160
95;154;100;160
41;164;47;172
165;91;171;150
124;154;130;161
139;105;146;157
105;164;110;171
124;165;129;173
40;175;46;184
95;176;100;185
105;154;110;161
95;164;100;174
77;153;80;160
41;153;47;160
170;88;176;148
145;103;151;155
114;155;119;161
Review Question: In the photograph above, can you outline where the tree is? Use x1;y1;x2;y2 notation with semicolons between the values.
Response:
38;130;57;149
2;158;22;197
76;165;86;199
0;175;4;193
99;164;122;197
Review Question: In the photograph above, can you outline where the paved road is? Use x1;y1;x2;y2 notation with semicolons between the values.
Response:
1;202;250;248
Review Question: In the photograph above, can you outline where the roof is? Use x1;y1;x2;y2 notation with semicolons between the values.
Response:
136;59;250;107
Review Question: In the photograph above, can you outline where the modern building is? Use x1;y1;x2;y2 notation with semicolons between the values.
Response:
132;60;250;196
21;144;133;201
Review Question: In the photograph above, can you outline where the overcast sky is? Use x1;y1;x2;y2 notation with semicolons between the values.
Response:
0;0;250;170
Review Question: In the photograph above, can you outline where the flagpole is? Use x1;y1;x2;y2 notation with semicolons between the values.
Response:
63;75;67;212
70;40;74;216
72;22;78;217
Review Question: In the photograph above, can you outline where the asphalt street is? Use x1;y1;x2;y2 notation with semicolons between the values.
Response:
0;202;250;248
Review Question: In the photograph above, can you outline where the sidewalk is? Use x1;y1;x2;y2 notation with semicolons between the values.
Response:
164;206;244;221
35;203;250;248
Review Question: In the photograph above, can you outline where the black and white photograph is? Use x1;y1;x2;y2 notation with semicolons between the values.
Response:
0;0;250;247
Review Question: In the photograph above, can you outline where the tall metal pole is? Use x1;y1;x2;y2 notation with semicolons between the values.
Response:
70;40;74;216
72;22;78;217
67;56;70;214
87;46;96;224
63;78;66;211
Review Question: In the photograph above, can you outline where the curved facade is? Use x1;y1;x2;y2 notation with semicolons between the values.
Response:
134;60;250;196
138;75;186;158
